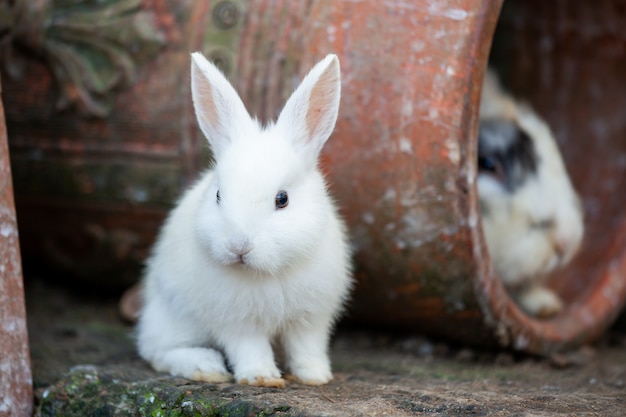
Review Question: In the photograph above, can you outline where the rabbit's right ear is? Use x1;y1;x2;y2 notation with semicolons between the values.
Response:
191;52;252;158
276;54;341;169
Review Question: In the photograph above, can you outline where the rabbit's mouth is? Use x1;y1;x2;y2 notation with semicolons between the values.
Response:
224;252;247;267
224;241;253;268
228;254;262;272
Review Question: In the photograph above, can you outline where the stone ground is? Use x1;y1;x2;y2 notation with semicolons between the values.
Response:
26;277;626;417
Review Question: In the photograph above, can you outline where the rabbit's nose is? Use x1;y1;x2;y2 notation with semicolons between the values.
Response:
229;239;252;257
230;245;251;256
552;234;579;264
230;243;251;265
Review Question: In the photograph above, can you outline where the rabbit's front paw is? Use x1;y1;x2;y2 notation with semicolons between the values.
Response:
287;360;333;386
517;285;563;318
225;335;285;388
238;376;286;388
190;370;233;383
188;352;233;383
236;368;285;388
158;347;233;383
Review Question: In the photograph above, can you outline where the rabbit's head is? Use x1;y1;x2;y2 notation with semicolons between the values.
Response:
478;71;584;288
190;53;341;275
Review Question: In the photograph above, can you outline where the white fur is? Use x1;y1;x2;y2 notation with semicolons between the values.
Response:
137;53;352;387
478;69;584;317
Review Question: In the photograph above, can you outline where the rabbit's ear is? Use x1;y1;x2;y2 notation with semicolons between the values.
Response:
277;54;341;166
191;52;252;158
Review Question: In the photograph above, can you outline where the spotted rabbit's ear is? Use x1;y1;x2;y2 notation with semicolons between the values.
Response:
276;54;341;168
191;52;254;159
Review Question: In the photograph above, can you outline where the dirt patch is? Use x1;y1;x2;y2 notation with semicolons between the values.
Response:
27;278;626;416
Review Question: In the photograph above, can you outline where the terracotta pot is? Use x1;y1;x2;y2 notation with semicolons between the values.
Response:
0;76;33;417
481;0;626;351
3;0;626;355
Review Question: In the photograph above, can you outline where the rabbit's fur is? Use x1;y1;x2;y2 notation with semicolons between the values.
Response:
478;70;584;318
136;53;352;387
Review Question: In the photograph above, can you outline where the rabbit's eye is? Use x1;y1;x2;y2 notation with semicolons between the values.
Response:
478;155;506;182
216;190;221;204
275;191;289;209
478;156;498;173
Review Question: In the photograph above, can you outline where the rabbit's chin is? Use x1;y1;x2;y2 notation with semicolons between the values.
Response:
222;258;274;275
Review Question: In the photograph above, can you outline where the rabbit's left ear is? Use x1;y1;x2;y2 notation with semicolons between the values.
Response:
191;52;253;159
276;54;341;165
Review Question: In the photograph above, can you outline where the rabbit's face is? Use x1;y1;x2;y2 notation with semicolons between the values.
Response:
478;111;584;287
196;131;329;275
190;52;341;277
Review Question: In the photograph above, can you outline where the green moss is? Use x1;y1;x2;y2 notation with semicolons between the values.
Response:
36;367;300;417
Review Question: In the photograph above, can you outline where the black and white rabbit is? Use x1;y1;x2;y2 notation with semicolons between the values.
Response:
136;53;352;387
478;70;584;318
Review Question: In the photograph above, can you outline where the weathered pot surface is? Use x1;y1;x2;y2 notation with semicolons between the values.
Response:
0;76;33;417
3;0;625;354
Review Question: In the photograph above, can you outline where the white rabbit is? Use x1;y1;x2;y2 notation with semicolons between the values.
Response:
477;69;584;318
136;53;352;387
